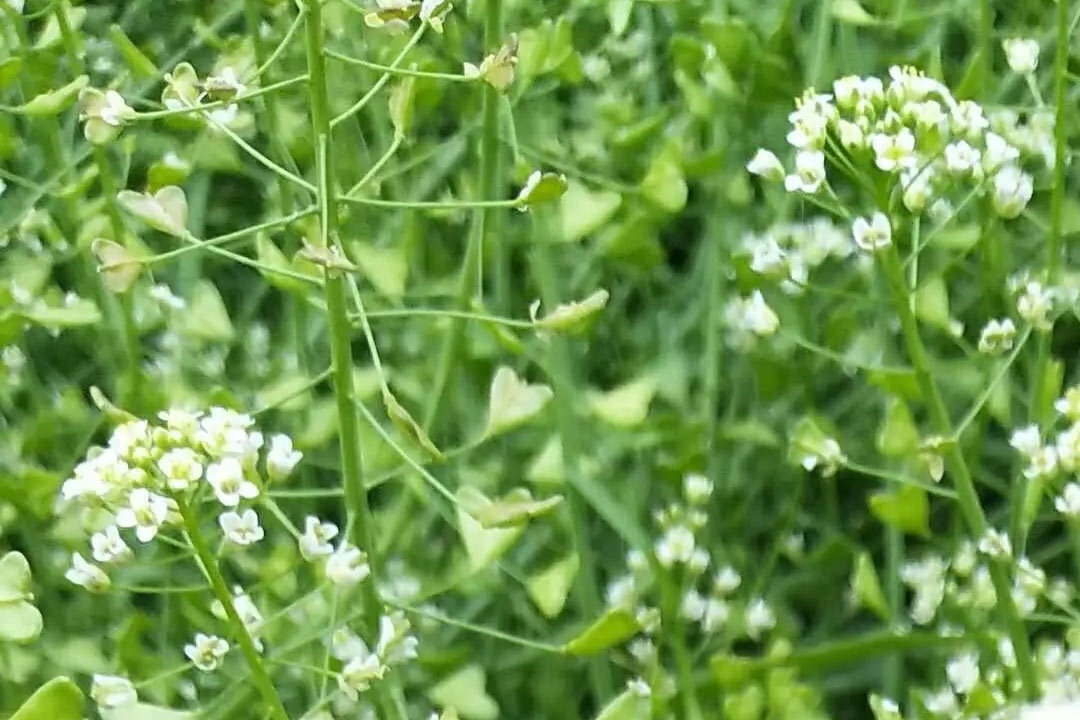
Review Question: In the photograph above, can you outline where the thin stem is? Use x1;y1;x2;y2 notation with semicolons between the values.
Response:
134;76;309;120
878;244;1038;700
324;48;471;82
328;25;426;129
344;133;402;198
338;195;516;210
530;210;614;702
177;499;289;720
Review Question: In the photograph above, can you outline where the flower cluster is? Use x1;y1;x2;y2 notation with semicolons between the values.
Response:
738;217;853;294
748;66;1050;225
602;473;778;700
330;612;419;702
722;290;780;350
1006;383;1080;518
60;406;302;593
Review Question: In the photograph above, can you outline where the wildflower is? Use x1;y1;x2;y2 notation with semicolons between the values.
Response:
923;687;958;716
687;548;710;574
943;140;982;176
338;651;386;700
701;598;730;633
184;633;230;671
299;516;339;561
977;318;1016;355
91;675;137;708
983;132;1020;172
375;612;419;665
714;566;742;595
158;408;203;443
1010;425;1042;457
799;436;846;476
683;473;713;504
837;119;865;149
65;552;111;592
218;509;265;546
950;100;989;138
206;457;259;507
654;525;695;567
211;587;265;650
157;447;204;491
783;150;826;194
1017;281;1053;330
202;67;246;101
1003;38;1040;75
870;129;917;172
900;168;933;212
746;149;784;182
978;528;1013;560
605;575;636;608
946;652;980;695
79;88;137;144
745;597;776;640
115;488;170;543
851;213;892;253
900;556;947;625
149;284;187;310
90;526;132;564
680;590;707;621
627;678;652;698
992;165;1034;219
869;695;902;720
1055;483;1080;518
326;543;372;587
266;434;303;481
628;638;656;664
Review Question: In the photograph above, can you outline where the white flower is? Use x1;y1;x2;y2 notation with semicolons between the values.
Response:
870;129;917;172
211;587;265;649
1017;281;1052;330
605;575;636;608
680;590;707;621
149;284;187;310
627;677;652;699
198;406;256;457
687;547;710;574
205;67;246;97
852;213;892;253
977;318;1016;355
1055;483;1080;518
99;91;135;126
701;598;730;633
923;687;958;716
655;525;695;567
714;566;742;595
299;516;339;561
337;651;385;701
978;528;1013;560
1018;700;1080;720
950;100;989;138
266;434;303;481
91;675;137;708
109;420;151;461
836;119;865;149
158;408;203;443
115;488;170;543
746;149;784;181
374;612;418;666
206;457;259;507
219;509;265;546
745;597;776;640
4;0;25;12
628;638;656;664
184;633;230;672
1003;38;1040;75
1011;425;1042;457
944;141;982;176
946;652;980;695
983;132;1020;172
992;165;1034;219
157;447;204;491
683;473;713;504
900;168;933;212
1056;387;1080;420
783;150;826;194
1023;444;1058;480
91;526;132;564
326;543;371;587
65;552;111;592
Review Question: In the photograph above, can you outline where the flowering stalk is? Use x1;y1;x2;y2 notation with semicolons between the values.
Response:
300;4;408;717
877;242;1039;700
176;499;289;720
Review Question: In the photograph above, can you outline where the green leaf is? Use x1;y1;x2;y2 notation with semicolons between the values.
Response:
563;607;640;656
914;275;951;331
587;376;657;427
100;704;195;720
456;487;524;573
869;485;930;537
593;689;650;720
108;25;159;78
719;420;779;447
0;552;32;603
117;186;189;238
389;75;416;138
560;182;621;243
607;0;634;36
850;552;889;620
929;224;980;252
517;171;569;209
35;7;87;49
463;487;564;529
427;665;499;720
20;298;102;328
0;57;23;91
832;0;877;25
177;280;233;342
875;397;918;457
11;677;83;720
526;436;565;485
639;148;687;213
256;234;309;295
0;601;44;644
484;366;554;437
352;242;408;298
383;389;443;460
526;553;579;618
531;289;609;333
14;75;89;116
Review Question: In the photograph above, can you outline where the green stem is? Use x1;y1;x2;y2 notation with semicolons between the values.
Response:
300;5;405;717
177;500;289;720
883;526;903;699
979;0;993;98
422;0;504;431
878;244;1038;700
531;211;614;703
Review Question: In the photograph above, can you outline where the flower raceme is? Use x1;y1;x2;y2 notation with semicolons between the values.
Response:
59;406;302;592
